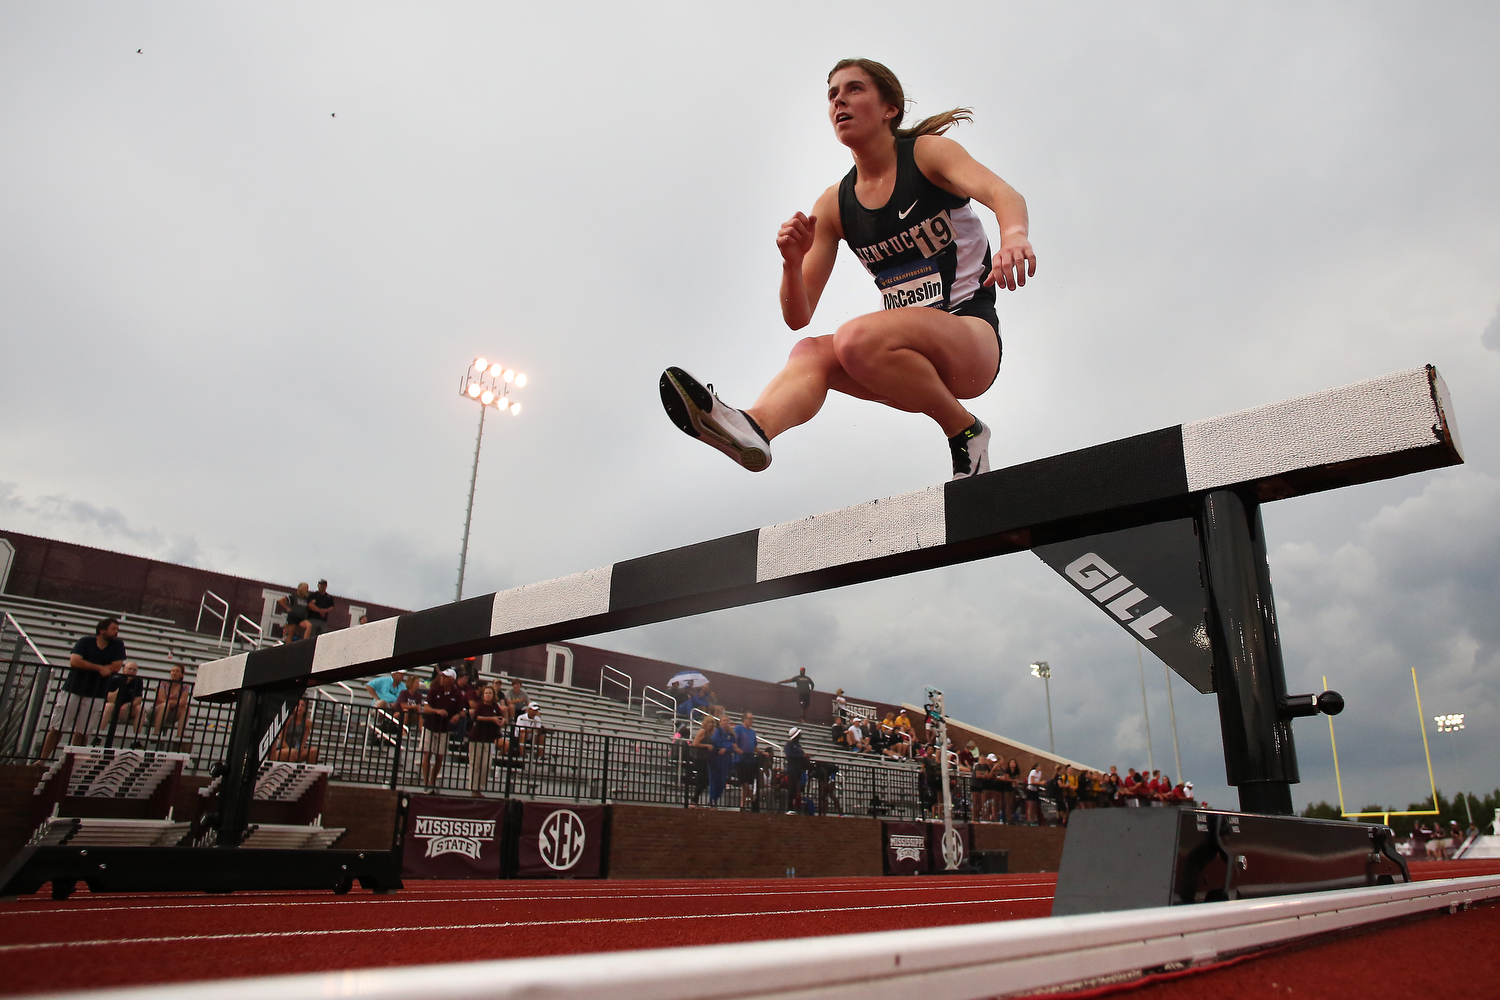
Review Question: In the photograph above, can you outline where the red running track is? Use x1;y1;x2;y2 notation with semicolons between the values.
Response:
1;860;1496;997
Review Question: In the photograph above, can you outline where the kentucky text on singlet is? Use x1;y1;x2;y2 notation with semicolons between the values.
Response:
838;136;996;315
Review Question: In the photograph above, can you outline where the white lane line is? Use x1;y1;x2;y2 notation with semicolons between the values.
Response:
0;896;1052;953
0;885;1056;917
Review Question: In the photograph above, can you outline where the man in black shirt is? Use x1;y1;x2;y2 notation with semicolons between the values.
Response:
307;579;336;637
777;668;816;723
40;617;126;760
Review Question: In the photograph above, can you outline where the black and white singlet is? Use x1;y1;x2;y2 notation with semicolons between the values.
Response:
837;136;998;331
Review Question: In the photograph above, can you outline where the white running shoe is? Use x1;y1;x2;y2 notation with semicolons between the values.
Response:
659;367;772;472
949;418;990;480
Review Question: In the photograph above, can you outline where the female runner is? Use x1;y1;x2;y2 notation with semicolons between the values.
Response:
660;58;1036;479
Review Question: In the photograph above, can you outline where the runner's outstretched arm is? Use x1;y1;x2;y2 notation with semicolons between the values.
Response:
778;185;842;330
912;135;1036;290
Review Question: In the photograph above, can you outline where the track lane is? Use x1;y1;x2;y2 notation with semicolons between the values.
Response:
0;875;1055;995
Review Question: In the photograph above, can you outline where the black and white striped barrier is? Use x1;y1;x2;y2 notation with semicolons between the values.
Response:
197;365;1460;701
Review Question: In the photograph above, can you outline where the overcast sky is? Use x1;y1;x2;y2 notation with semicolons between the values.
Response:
3;3;1498;813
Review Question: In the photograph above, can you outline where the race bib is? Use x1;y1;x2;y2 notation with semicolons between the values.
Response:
877;259;946;310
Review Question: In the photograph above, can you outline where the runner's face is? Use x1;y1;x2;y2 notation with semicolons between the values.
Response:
827;68;896;145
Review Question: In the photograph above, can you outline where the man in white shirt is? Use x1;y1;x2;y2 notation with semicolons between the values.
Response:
514;701;546;756
1026;764;1044;825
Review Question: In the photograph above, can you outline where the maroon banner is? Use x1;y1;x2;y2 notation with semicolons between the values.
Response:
401;794;505;879
883;821;929;875
926;821;972;871
515;802;605;878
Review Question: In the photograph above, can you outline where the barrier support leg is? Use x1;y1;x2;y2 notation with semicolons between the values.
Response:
1198;490;1296;814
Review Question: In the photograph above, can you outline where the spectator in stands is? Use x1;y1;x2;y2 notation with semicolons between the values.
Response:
958;740;978;775
1024;761;1043;825
1102;765;1121;806
98;661;146;746
970;752;996;820
783;726;810;813
416;668;466;791
1171;779;1193;805
667;680;685;715
451;671;474;744
395;672;425;733
997;757;1019;824
515;701;546;757
277;584;313;641
706;710;736;806
270;698;319;763
365;669;406;710
307;580;336;637
1058;765;1078;825
149;663;193;751
844;717;871;754
777;668;816;723
363;669;405;745
39;617;125;760
733;712;763;809
895;708;914;740
466;686;504;796
505;678;529;719
832;688;848;723
686;683;713;715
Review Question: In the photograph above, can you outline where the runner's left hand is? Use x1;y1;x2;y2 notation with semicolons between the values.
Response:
985;238;1037;291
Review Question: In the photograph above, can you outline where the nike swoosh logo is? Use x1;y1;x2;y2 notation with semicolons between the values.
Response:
898;200;919;219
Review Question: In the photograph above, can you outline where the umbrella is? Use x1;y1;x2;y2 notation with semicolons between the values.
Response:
668;670;710;689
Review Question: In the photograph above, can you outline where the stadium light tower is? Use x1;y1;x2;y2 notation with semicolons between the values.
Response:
455;357;526;603
1434;712;1473;826
1030;661;1054;754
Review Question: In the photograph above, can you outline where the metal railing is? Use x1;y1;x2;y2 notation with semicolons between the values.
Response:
641;684;675;719
599;664;631;704
230;614;263;653
0;613;53;763
195;591;230;646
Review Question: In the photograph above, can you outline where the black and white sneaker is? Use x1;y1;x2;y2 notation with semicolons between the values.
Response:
948;418;990;480
659;367;772;472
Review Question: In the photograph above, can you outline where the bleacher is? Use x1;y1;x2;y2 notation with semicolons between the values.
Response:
0;593;241;685
2;593;926;803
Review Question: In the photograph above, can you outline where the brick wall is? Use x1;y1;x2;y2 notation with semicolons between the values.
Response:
608;803;883;878
972;824;1067;872
323;785;399;851
0;764;44;861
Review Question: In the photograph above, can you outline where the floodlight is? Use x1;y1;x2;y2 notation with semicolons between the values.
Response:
515;373;528;387
510;403;521;415
475;358;487;371
467;383;481;397
1029;661;1051;679
503;369;515;383
1435;713;1465;733
481;390;494;405
490;363;503;376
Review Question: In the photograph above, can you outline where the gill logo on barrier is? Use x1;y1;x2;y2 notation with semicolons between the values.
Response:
539;809;586;870
256;701;291;764
1063;553;1174;639
889;834;926;862
413;815;497;859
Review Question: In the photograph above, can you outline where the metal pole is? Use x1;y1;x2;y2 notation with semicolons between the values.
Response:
1136;640;1154;772
1163;659;1181;782
455;404;487;603
1043;675;1054;755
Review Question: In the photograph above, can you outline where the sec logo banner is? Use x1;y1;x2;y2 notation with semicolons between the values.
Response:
539;809;586;870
